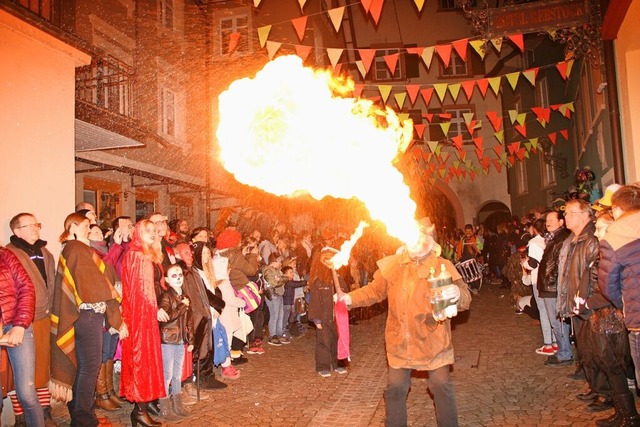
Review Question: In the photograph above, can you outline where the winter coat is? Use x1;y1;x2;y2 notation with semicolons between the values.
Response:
221;247;259;291
262;264;285;296
557;222;600;319
598;210;640;330
537;227;570;298
283;279;307;306
0;247;35;329
348;251;472;370
158;287;194;346
182;267;212;360
308;275;347;325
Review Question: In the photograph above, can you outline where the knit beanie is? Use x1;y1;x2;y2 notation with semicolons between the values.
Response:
215;229;241;250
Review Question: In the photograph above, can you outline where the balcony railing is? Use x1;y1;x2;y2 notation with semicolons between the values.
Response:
76;56;135;119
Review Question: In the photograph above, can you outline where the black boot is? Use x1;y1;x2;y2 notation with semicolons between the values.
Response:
131;402;162;427
147;399;160;416
619;392;640;427
596;395;623;427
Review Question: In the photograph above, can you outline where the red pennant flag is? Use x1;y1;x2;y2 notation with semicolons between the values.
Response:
420;88;434;106
457;149;467;161
353;84;364;98
423;151;432;162
466;120;477;135
361;0;372;12
556;61;569;80
516;148;526;161
481;157;491;170
228;32;241;53
451;134;463;150
493;159;503;173
560;129;569;140
531;107;551;126
439;113;452;120
406;47;423;55
383;53;399;74
486;111;502;132
549;132;557;145
451;38;469;62
406;84;420;105
515;123;527;137
473;136;484;150
414;123;426;139
470;171;476;180
359;49;376;74
475;149;485;161
550;103;561;111
369;0;385;25
508;34;524;52
435;44;452;68
461;80;476;101
507;142;519;155
295;44;312;61
508;155;516;166
423;113;434;123
493;144;504;156
291;16;308;42
476;78;490;98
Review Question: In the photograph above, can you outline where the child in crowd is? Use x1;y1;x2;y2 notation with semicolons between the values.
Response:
281;264;307;339
157;264;194;420
262;253;287;345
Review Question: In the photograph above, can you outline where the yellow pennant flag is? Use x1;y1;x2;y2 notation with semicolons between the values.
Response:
506;72;520;91
567;59;575;78
421;46;435;70
258;25;271;48
378;85;393;104
328;6;345;32
508;110;518;124
448;83;461;101
488;76;501;96
463;112;475;125
494;130;504;143
355;60;367;78
516;113;527;126
434;83;448;102
523;69;537;86
265;40;281;59
414;0;426;11
470;40;486;59
326;48;344;69
394;92;407;109
253;0;261;6
398;113;410;122
491;38;503;52
530;137;538;149
298;0;307;11
439;122;452;136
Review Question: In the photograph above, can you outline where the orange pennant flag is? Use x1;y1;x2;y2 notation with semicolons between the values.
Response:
384;53;399;74
414;123;426;139
556;61;569;80
515;123;527;137
531;107;550;127
466;120;477;135
508;34;524;52
291;16;307;42
420;88;434;106
406;47;423;55
369;0;385;25
475;149;485;161
361;0;372;13
414;0;426;12
227;32;240;54
508;141;520;155
476;78;489;98
481;157;491;170
265;40;281;59
549;132;557;145
507;156;516;166
473;137;484;150
435;44;452;68
295;44;312;62
516;148;526;161
452;38;469;62
406;84;420;105
451;134;463;150
493;144;504;156
461;80;476;101
493;159;503;173
457;149;467;161
486;111;502;132
423;113;434;123
353;84;364;98
560;129;569;140
359;49;376;74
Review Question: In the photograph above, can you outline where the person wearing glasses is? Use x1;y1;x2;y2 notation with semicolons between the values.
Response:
7;213;56;426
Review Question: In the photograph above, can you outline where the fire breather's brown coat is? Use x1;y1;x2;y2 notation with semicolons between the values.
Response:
348;250;471;371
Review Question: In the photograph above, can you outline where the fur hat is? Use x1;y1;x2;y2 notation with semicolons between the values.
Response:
215;229;241;250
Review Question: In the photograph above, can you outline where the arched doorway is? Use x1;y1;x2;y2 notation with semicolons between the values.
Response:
477;201;511;231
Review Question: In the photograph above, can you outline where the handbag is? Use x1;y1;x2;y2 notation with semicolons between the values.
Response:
161;322;181;344
236;281;262;314
294;296;307;316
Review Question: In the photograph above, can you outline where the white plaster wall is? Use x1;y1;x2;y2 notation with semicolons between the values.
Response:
615;0;640;184
0;10;90;258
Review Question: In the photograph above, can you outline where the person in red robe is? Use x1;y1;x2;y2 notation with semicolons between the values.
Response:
120;220;167;427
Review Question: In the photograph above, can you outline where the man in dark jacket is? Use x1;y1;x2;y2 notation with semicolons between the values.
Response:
538;210;572;365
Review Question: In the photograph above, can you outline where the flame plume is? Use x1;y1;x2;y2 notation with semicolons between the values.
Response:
217;55;421;267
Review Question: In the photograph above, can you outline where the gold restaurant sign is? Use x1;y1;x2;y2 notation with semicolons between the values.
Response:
489;0;589;35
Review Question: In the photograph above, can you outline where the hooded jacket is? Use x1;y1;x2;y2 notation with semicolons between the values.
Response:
0;247;35;329
598;210;640;330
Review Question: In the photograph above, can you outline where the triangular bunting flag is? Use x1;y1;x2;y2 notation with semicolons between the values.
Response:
394;92;407;109
353;84;364;98
328;6;345;32
227;32;240;54
549;132;557;145
488;76;501;96
491;38;503;53
567;59;574;78
327;48;344;69
494;130;504;144
427;141;439;153
377;85;392;104
457;150;467;161
494;159;503;173
433;83;448;102
421;46;435;69
361;0;372;13
439;122;451;136
435;44;452;68
414;0;426;12
529;137;538;149
466;120;477;135
420;88;434;106
523;68;538;86
556;61;569;80
494;144;504;156
384;53;399;74
439;151;450;164
506;71;520;90
524;142;532;151
423;151;432;163
508;141;520;155
516;113;527;126
470;40;487;60
355;60;366;78
476;78;489;98
398;113;410;122
452;134;463;150
473;136;483;150
475;148;485;161
486;111;502;131
414;123;426;139
254;0;262;6
481;157;491;170
452;38;469;62
516;148;526;161
298;0;307;11
439;113;452;120
463;112;475;125
507;155;516;166
508;110;518;124
291;16;307;42
295;44;312;62
515;123;527;137
258;25;271;48
266;40;281;59
406;84;420;105
406;47;423;55
508;34;524;52
423;113;434;123
358;49;376;75
560;129;569;140
448;83;461;101
531;107;550;127
369;0;385;25
461;80;476;101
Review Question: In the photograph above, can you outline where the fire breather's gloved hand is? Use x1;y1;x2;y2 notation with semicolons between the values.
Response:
333;292;352;306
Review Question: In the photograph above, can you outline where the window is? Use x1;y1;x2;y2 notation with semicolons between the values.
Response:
373;49;403;81
161;87;176;137
220;15;250;54
447;108;473;142
524;49;535;68
441;50;468;77
516;161;528;196
158;0;174;29
540;144;556;188
536;76;550;108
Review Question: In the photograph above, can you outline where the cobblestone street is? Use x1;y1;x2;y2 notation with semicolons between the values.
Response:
48;282;635;426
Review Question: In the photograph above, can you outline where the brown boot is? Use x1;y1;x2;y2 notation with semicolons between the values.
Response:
105;359;126;406
95;363;120;411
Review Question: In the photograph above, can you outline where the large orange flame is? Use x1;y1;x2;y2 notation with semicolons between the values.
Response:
217;55;421;267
